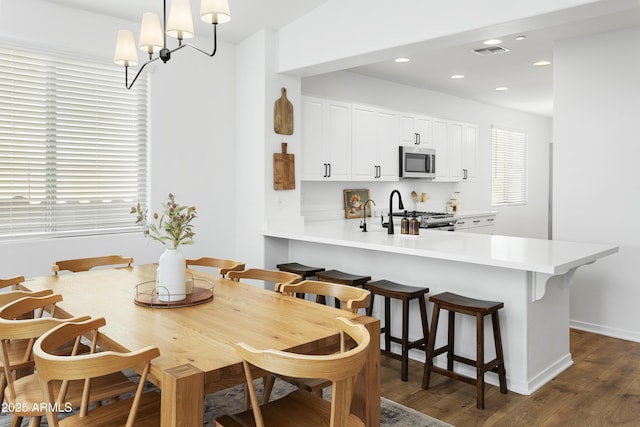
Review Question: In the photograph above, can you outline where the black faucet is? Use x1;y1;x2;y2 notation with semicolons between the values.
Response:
359;200;375;232
387;190;404;235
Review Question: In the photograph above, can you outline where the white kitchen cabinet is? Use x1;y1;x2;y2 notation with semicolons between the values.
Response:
399;113;433;148
351;104;399;181
301;96;351;181
455;213;496;233
462;123;477;181
433;119;476;182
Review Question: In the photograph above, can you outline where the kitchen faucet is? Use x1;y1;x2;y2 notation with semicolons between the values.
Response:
387;190;404;235
359;199;375;232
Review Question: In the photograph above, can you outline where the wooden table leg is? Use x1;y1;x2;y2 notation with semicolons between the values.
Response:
162;364;204;427
352;316;381;427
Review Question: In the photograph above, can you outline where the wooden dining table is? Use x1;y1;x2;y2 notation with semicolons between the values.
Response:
21;264;380;426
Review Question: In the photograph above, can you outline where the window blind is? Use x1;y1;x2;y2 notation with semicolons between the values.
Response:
0;47;148;238
491;126;527;206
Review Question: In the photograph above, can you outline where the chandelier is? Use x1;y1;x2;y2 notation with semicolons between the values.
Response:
113;0;231;89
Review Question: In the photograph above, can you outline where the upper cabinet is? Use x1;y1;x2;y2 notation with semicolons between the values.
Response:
433;118;477;182
399;113;433;148
301;95;477;183
301;96;351;181
351;104;399;181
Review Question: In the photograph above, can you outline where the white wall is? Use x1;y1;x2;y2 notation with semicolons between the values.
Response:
301;71;552;238
554;26;640;341
0;0;238;277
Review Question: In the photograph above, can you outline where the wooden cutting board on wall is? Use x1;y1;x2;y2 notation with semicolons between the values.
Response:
274;88;293;135
274;142;295;190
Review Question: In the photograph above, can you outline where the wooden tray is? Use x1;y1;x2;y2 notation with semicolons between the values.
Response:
134;280;213;308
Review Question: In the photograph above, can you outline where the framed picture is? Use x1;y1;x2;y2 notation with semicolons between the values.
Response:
343;189;371;219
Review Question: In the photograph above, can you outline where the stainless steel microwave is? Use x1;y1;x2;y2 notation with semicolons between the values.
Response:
399;146;436;178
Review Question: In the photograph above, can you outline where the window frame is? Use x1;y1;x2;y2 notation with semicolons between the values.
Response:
491;125;528;207
0;45;149;240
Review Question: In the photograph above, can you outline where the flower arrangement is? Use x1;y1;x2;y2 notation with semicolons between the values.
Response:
132;193;197;249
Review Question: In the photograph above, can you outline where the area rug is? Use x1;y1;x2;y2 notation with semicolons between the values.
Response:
0;378;452;427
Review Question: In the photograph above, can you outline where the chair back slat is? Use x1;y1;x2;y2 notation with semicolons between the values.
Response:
52;255;133;275
279;280;371;313
186;257;245;277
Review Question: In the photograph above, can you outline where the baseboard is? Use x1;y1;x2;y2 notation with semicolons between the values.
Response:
407;348;572;395
570;321;640;343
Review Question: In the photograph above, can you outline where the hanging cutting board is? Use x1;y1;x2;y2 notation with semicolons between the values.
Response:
274;88;294;135
274;143;295;190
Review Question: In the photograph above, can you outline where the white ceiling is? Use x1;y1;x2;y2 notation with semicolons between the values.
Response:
42;0;640;117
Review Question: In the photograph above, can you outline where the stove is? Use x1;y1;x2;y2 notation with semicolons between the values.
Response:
392;210;457;230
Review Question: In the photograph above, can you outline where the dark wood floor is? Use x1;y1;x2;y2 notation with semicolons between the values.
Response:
380;329;640;426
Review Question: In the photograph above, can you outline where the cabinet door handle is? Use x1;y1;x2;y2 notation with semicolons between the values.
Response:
487;218;495;222
414;132;420;145
327;163;331;177
457;221;466;225
463;169;468;180
375;165;381;178
473;220;481;223
323;163;327;178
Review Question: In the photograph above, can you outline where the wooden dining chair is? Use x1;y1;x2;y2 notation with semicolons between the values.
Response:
0;296;137;426
0;276;26;291
227;268;302;288
0;292;61;408
0;289;54;309
264;280;371;400
214;317;370;427
33;317;161;427
280;280;371;313
186;256;245;278
52;255;133;275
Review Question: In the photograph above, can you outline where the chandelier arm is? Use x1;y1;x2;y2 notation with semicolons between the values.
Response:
182;23;219;58
126;56;161;90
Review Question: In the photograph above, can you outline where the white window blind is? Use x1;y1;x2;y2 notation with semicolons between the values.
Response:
491;126;527;206
0;47;148;238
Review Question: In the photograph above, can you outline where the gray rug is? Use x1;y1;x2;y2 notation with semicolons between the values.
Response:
0;378;452;427
202;379;453;427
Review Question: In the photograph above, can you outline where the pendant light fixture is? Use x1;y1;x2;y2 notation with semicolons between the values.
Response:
113;0;231;89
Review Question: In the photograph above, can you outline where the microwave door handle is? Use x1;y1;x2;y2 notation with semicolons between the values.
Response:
425;155;430;173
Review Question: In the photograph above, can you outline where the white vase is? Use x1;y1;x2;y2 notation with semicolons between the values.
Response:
157;248;187;302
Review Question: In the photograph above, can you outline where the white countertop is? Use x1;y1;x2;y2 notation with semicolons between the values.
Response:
263;220;618;275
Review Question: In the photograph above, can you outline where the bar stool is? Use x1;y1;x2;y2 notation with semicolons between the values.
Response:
315;269;371;308
422;292;507;409
276;262;325;279
364;280;429;381
276;263;325;297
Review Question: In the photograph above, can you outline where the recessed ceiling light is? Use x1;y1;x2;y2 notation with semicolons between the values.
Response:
394;57;410;63
515;35;526;41
495;86;509;91
483;39;502;46
451;74;465;79
533;60;552;67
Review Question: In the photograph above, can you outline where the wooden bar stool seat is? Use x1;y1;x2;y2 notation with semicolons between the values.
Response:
276;263;325;298
276;262;325;278
315;269;371;308
364;280;429;381
422;292;507;409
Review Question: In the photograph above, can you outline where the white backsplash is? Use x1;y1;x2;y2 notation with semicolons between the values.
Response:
301;181;458;222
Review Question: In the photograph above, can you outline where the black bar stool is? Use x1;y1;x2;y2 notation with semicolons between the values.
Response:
364;280;429;381
276;262;325;279
315;269;371;308
276;263;325;298
422;292;507;409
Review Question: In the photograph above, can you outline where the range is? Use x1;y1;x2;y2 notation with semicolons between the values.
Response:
392;211;457;231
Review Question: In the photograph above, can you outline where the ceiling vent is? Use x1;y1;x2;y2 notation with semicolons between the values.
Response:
472;45;509;56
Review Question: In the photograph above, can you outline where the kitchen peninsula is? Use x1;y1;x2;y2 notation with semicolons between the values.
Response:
264;220;618;395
